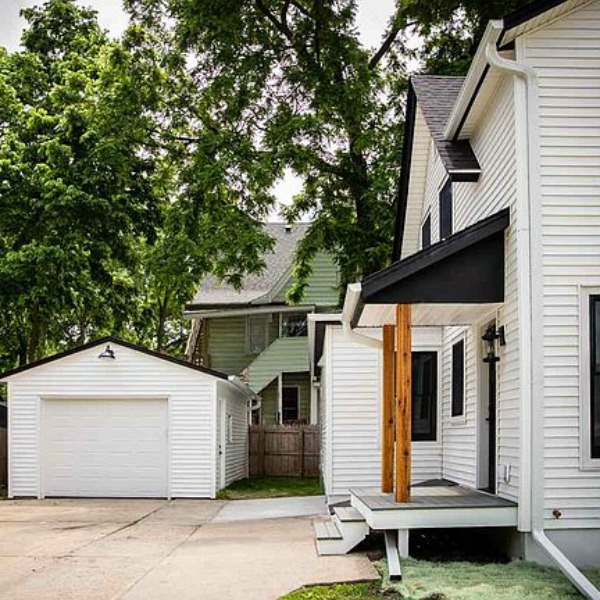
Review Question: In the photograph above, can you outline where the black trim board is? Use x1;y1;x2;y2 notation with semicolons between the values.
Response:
392;82;417;262
503;0;569;31
364;209;509;305
0;336;229;381
313;319;342;374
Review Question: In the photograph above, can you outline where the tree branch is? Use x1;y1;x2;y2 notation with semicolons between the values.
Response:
368;25;401;70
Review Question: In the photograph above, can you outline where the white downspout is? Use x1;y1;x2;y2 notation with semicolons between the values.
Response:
341;283;383;350
486;37;600;600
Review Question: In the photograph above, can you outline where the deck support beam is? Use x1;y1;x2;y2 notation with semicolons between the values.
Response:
382;324;395;493
395;304;412;503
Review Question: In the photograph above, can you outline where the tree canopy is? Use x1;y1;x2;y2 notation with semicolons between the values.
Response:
0;0;520;369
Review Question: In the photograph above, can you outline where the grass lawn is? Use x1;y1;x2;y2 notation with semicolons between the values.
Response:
283;559;600;600
217;476;322;500
0;485;6;500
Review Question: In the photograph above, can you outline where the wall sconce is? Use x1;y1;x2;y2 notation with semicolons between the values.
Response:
481;325;505;363
98;344;116;359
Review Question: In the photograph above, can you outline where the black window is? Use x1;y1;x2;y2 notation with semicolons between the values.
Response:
412;352;437;441
421;214;431;249
439;179;453;240
282;386;299;423
590;296;600;458
451;339;465;417
282;313;308;337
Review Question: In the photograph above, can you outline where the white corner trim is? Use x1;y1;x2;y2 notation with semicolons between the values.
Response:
579;285;600;470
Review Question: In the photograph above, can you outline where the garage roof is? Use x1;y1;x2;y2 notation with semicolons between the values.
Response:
0;336;229;381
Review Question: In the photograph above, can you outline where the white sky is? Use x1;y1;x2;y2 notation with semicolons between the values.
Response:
0;0;397;216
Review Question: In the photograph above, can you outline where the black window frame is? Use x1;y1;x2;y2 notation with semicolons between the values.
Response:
412;351;438;442
439;179;453;240
590;296;600;459
451;339;465;417
421;213;432;249
281;386;300;424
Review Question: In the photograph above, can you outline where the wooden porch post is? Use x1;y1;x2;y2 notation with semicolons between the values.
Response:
381;324;395;493
395;304;412;503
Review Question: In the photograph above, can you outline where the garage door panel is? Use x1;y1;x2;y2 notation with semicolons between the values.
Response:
42;399;168;498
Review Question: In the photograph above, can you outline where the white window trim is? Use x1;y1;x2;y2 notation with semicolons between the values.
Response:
450;334;467;425
579;286;600;470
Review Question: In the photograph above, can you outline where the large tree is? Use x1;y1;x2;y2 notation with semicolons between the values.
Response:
125;0;520;302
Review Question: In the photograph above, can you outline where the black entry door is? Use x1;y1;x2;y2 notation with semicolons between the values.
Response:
487;359;497;494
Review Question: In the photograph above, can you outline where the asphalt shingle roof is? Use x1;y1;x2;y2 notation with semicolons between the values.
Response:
411;75;480;173
188;222;309;309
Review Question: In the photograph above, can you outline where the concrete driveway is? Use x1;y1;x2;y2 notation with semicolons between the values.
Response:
0;497;377;600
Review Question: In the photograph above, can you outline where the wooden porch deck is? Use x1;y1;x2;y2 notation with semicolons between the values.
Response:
350;481;518;530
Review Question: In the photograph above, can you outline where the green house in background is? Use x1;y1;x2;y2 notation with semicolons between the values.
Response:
184;223;340;425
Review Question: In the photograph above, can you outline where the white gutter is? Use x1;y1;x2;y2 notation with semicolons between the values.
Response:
227;375;259;401
341;283;382;349
444;20;504;140
486;30;600;600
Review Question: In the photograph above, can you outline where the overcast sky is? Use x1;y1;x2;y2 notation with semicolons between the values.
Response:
0;0;397;215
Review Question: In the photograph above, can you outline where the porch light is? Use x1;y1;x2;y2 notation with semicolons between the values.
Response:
481;325;505;364
98;344;116;359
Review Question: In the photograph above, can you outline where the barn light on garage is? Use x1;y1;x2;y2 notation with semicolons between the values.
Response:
98;344;116;359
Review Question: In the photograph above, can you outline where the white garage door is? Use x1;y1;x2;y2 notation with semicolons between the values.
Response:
42;398;168;498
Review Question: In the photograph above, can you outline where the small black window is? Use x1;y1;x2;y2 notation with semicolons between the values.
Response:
421;214;431;249
412;352;437;441
282;313;308;337
439;180;453;240
451;339;465;417
590;296;600;458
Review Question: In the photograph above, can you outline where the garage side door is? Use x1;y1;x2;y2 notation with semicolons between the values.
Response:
42;398;168;498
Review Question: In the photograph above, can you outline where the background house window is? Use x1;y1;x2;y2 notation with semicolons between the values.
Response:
281;386;299;423
246;315;268;354
451;339;465;417
439;179;453;240
282;313;308;337
422;214;431;249
412;351;437;441
590;296;600;458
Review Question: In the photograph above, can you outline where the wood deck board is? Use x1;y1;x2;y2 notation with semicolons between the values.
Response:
351;485;517;511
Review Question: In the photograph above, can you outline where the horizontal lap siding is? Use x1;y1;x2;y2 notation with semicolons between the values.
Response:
218;380;248;488
419;78;519;498
8;345;217;498
523;1;600;529
329;327;442;497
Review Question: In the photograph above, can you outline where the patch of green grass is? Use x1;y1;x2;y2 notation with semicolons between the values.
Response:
0;485;6;500
283;559;600;600
217;476;323;500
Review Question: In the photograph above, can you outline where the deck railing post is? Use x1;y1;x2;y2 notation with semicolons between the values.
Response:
395;304;412;503
382;324;395;493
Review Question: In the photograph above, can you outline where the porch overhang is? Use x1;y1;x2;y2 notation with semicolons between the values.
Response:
349;209;510;328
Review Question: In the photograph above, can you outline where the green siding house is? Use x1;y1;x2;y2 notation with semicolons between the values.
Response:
184;223;339;424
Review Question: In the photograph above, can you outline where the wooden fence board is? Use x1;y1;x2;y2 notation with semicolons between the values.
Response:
0;428;6;487
249;425;320;478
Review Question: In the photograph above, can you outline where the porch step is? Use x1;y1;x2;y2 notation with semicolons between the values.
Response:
314;507;369;555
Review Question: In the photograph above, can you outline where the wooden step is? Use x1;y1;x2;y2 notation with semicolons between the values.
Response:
313;519;342;540
334;506;365;523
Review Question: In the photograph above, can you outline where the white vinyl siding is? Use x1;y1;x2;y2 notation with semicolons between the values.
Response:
323;326;442;499
7;343;248;499
416;75;519;501
217;380;248;488
521;0;600;529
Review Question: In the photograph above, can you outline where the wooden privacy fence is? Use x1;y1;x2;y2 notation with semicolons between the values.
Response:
249;425;320;478
0;428;6;487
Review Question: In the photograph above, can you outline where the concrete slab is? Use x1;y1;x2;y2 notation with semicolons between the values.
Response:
123;517;377;600
0;498;377;600
212;495;327;522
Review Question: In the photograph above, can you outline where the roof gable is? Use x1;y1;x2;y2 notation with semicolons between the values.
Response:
0;336;229;381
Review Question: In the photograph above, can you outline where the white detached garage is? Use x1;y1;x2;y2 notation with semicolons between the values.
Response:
0;337;253;499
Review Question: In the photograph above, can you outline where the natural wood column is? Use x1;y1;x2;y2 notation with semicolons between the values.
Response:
381;324;395;493
395;304;412;503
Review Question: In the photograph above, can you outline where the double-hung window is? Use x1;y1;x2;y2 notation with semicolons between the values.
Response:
451;339;465;418
412;352;437;441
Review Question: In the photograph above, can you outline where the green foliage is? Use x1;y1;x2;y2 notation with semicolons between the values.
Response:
217;476;323;500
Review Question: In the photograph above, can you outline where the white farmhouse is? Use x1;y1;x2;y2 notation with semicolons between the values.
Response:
310;1;600;596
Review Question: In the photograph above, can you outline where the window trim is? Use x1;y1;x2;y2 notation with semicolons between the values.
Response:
439;178;453;241
281;385;300;424
412;350;438;442
245;315;269;355
421;212;432;250
451;337;466;421
580;286;600;470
